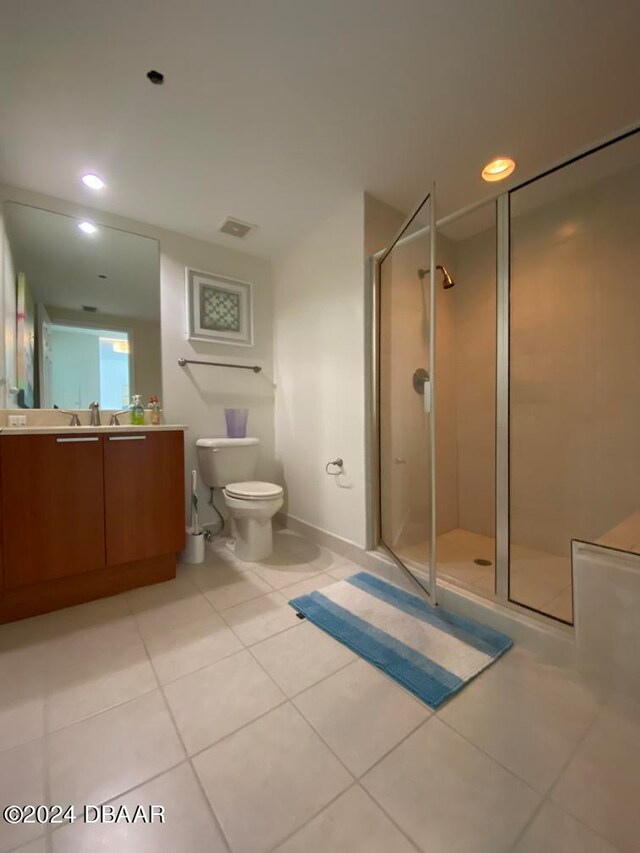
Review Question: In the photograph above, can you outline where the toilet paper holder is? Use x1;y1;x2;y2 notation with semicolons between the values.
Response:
325;458;344;475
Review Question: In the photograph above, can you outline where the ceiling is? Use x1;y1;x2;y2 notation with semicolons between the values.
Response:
4;202;159;320
1;0;639;258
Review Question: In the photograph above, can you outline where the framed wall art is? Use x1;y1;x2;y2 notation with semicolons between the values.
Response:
185;267;253;347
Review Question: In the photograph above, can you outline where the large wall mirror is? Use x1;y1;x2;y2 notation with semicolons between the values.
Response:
2;203;161;410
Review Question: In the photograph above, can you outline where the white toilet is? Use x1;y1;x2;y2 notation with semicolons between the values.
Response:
196;437;284;562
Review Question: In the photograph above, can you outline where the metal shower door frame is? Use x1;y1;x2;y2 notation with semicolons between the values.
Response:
373;183;438;604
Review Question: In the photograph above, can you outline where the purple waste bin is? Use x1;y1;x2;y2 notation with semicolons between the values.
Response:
225;408;249;438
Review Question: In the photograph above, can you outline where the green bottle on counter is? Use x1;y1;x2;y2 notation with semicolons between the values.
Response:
130;394;145;425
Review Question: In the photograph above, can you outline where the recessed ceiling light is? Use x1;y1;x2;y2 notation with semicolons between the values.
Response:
146;69;164;85
78;221;98;235
481;157;516;182
81;173;106;190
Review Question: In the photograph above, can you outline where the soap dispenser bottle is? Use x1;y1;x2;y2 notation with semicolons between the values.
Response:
130;394;145;426
149;396;161;426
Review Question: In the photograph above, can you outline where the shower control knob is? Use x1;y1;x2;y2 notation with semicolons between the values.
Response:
413;368;429;393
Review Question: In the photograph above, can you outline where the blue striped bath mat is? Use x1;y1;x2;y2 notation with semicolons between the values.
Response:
289;571;512;709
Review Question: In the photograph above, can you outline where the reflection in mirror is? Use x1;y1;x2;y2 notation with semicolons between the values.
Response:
2;203;161;410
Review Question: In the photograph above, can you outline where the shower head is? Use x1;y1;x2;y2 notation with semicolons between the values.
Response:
417;265;456;289
441;266;455;289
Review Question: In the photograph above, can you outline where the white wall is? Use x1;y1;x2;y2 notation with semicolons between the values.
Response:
274;194;367;547
0;185;274;528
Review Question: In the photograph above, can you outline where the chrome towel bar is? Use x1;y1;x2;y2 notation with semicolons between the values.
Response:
178;358;261;373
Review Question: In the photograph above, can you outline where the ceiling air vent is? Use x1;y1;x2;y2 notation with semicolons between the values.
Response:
219;217;256;239
82;305;98;312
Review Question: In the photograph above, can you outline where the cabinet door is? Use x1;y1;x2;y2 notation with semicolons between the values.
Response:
104;431;185;567
0;435;105;588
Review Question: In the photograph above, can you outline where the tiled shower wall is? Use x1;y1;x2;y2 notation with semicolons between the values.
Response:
451;161;640;557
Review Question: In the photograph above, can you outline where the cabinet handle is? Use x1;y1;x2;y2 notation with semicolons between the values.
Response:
56;437;99;443
108;435;147;441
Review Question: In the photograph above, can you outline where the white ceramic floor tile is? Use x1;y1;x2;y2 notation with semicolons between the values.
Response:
0;622;48;752
273;785;417;853
551;698;640;853
48;691;184;810
185;562;272;610
41;593;133;635
439;647;600;792
294;659;429;776
0;694;45;754
164;649;285;754
139;606;242;685
127;575;211;631
5;528;637;853
193;703;352;853
513;801;618;853
266;530;318;565
362;717;540;853
280;573;337;600
51;763;227;853
221;592;300;645
8;838;47;853
327;563;361;581
251;621;355;697
0;739;46;853
250;561;325;591
303;546;357;573
44;616;157;731
0;667;45;753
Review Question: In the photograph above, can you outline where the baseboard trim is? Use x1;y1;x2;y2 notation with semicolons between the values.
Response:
0;554;176;624
275;512;367;565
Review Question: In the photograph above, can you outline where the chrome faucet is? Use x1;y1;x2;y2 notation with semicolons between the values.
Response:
57;408;81;427
89;401;101;427
109;409;130;426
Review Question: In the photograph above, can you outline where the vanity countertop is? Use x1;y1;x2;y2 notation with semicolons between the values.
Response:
0;424;189;435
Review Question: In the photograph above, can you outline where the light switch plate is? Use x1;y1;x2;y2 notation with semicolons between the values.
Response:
8;414;27;427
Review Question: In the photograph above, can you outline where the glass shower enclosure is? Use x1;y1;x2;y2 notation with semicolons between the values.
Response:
373;127;640;625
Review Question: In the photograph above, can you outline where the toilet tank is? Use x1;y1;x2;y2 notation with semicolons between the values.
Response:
196;437;260;488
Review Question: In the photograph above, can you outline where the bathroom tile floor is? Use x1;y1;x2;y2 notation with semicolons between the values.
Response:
0;528;635;853
401;528;574;622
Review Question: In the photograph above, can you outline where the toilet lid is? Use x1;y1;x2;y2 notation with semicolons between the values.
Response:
225;481;284;500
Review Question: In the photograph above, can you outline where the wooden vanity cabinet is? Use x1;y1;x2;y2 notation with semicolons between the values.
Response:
103;431;185;566
0;434;106;589
0;429;185;622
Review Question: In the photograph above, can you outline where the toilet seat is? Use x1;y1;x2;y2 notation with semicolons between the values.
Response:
224;481;284;501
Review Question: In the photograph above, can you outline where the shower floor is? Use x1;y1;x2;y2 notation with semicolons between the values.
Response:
398;528;573;623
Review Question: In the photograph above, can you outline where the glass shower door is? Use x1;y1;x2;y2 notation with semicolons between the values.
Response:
378;191;437;599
